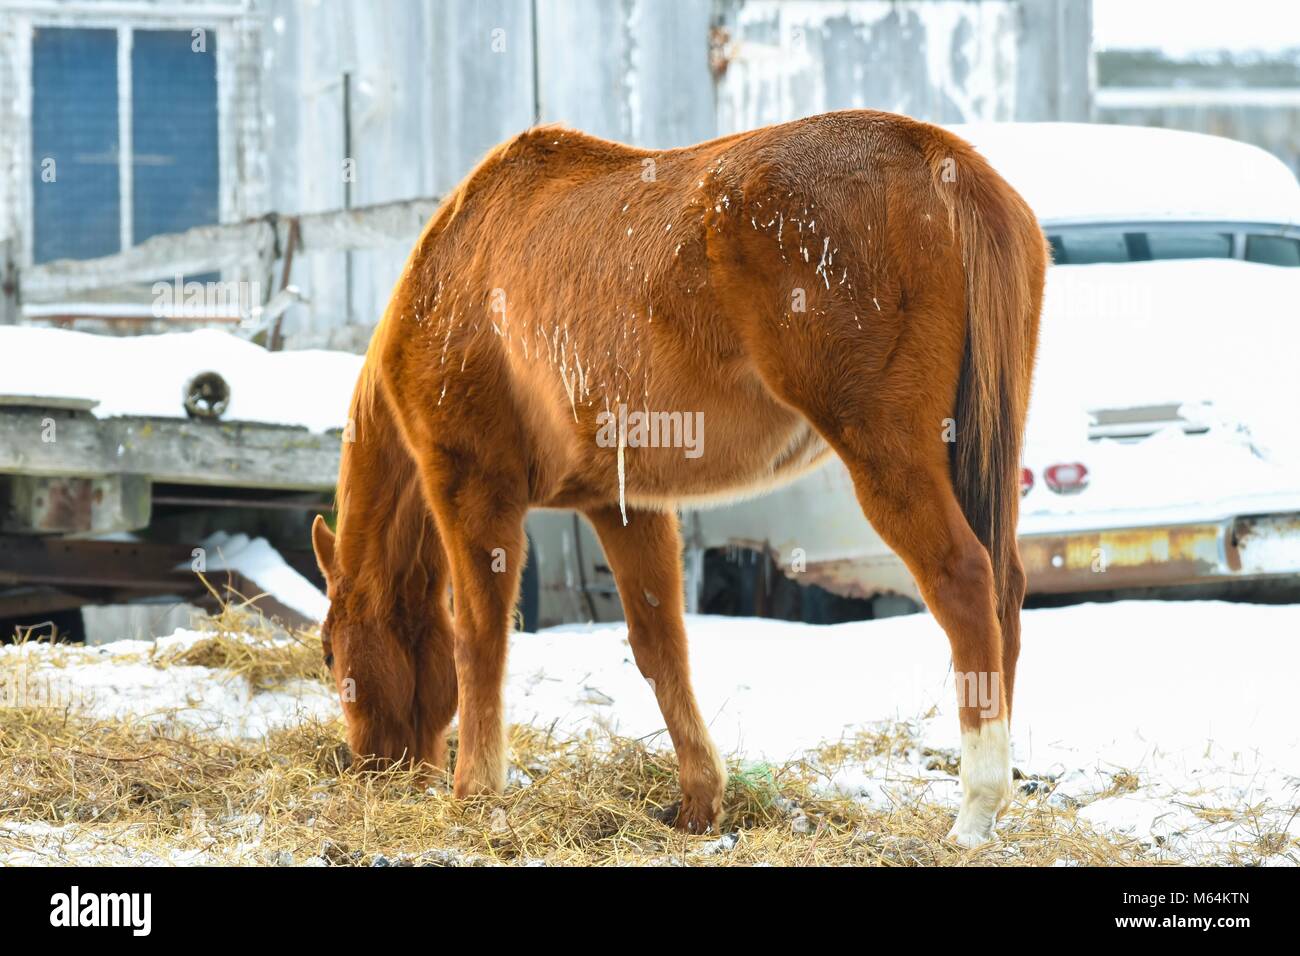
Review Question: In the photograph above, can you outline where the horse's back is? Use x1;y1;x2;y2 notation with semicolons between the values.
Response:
375;111;1034;512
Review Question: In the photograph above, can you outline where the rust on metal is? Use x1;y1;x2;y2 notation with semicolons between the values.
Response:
776;514;1300;602
797;554;922;603
0;535;319;629
1019;522;1225;594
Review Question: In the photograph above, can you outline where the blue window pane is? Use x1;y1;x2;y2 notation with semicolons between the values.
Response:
1050;230;1130;264
1145;232;1233;261
1245;234;1300;267
132;30;219;244
31;28;121;263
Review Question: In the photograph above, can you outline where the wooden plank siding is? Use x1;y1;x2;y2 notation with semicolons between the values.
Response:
0;0;1093;349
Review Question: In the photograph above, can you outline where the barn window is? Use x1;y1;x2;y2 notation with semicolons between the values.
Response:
30;28;120;262
30;26;219;264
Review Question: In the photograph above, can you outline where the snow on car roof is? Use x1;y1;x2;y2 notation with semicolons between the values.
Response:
945;122;1300;228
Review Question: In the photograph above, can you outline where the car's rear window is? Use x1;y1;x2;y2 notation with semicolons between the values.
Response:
1144;232;1233;260
1048;231;1130;264
1048;228;1300;266
1245;234;1300;266
1049;230;1234;264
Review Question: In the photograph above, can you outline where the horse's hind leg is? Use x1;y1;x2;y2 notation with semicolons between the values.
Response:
584;506;726;832
1000;549;1028;723
750;357;1011;844
839;440;1011;846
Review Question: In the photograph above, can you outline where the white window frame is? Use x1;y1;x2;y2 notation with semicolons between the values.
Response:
6;0;253;273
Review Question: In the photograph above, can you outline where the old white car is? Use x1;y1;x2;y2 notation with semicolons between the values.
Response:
524;123;1300;627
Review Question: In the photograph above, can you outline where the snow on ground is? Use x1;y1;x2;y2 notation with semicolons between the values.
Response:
0;821;221;867
196;531;330;622
0;629;335;737
3;600;1297;864
0;327;361;432
513;603;1300;863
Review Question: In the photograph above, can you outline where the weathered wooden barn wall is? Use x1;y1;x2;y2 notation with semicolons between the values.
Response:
534;0;717;147
0;0;1091;345
259;0;538;349
1095;51;1300;177
1098;91;1300;177
710;0;1088;131
259;0;1093;350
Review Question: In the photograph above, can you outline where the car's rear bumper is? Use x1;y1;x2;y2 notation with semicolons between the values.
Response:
1020;512;1300;595
761;511;1300;604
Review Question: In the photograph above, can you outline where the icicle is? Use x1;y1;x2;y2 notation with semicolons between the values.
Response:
562;365;578;422
617;425;628;526
815;237;831;288
439;324;453;364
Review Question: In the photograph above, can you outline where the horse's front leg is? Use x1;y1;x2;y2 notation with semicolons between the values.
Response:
411;588;459;773
584;505;726;832
422;480;527;798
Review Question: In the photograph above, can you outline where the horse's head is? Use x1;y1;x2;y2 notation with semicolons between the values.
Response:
311;514;430;767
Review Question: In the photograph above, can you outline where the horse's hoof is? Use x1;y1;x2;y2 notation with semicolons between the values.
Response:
946;822;995;848
948;721;1011;849
452;768;506;798
675;795;721;834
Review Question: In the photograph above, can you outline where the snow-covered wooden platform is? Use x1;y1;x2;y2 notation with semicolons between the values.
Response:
0;405;341;494
0;328;354;625
0;326;354;531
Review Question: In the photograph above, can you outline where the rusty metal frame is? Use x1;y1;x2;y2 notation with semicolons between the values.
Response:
1018;512;1300;596
0;535;318;629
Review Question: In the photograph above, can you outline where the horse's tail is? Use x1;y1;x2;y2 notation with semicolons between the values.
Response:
927;133;1047;607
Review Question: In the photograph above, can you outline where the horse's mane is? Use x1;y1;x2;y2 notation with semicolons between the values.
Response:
329;127;547;615
344;123;547;463
334;314;435;617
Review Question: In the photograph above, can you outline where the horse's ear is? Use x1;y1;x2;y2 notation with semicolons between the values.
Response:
311;514;336;584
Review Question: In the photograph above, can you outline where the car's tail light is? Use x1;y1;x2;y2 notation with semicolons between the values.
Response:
1044;462;1089;494
1019;467;1034;497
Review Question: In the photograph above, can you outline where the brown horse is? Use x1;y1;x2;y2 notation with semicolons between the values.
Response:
310;109;1046;846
